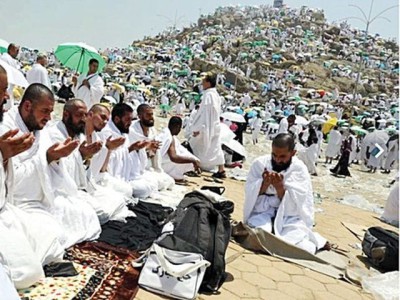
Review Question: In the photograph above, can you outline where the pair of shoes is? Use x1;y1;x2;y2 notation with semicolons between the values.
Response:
212;171;227;179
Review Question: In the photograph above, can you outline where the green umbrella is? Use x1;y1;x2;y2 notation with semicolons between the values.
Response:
167;83;177;90
350;126;368;135
54;42;105;74
124;83;135;90
160;104;171;111
0;38;9;54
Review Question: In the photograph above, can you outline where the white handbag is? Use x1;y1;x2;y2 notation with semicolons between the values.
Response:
138;243;210;300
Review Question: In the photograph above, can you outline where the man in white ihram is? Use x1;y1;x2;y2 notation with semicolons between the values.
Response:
1;83;101;249
189;73;225;178
26;53;51;89
72;58;104;108
46;99;133;224
0;43;21;110
0;68;64;291
244;133;328;254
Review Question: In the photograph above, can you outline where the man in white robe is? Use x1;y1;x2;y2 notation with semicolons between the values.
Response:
366;130;388;173
1;83;101;249
72;58;104;108
382;134;399;173
99;103;157;199
277;115;296;134
84;104;133;199
0;263;20;299
159;116;201;181
26;53;51;89
250;115;263;145
0;43;21;110
325;127;341;164
0;68;65;289
46;99;133;224
381;174;399;226
244;133;327;254
130;104;175;191
189;74;225;177
297;137;319;176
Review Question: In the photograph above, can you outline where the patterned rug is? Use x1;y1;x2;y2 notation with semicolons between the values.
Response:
18;242;140;300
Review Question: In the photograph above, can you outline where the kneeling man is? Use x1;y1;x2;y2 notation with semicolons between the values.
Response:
243;133;327;254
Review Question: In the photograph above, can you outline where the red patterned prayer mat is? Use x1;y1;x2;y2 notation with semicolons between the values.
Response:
64;241;140;300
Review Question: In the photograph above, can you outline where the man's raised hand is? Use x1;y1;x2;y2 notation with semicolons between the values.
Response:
128;140;148;152
106;136;125;151
47;137;80;164
0;129;35;160
79;140;103;160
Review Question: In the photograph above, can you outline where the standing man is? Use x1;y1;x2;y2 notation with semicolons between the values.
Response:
278;114;296;134
189;73;225;178
0;43;21;110
72;58;104;108
26;53;51;89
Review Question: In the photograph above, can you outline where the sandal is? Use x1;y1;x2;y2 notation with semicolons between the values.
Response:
212;171;227;179
185;171;201;177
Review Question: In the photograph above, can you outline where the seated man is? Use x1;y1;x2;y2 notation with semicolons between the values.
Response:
381;174;399;226
85;103;133;200
243;133;327;254
0;263;20;299
1;83;101;249
0;70;63;289
46;99;133;224
129;104;175;191
158;116;201;182
99;103;157;199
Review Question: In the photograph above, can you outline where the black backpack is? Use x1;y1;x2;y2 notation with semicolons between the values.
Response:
362;226;399;272
57;84;74;100
159;191;234;292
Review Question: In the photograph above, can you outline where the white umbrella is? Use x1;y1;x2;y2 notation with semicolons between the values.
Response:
223;139;246;157
0;60;29;87
102;95;117;104
221;112;246;123
219;123;246;157
363;130;389;146
295;115;309;126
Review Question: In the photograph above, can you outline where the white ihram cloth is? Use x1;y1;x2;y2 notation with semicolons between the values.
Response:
189;88;225;170
158;127;197;180
129;120;175;191
46;121;134;224
0;263;20;299
72;73;104;108
325;130;341;158
0;150;64;289
381;180;399;226
383;138;399;170
26;63;51;88
277;117;288;134
1;108;101;248
297;144;318;174
87;131;134;203
244;155;326;254
99;121;157;199
0;53;21;110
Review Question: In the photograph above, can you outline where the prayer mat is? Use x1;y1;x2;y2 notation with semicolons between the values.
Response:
19;242;140;299
18;263;97;300
232;221;350;280
64;241;140;300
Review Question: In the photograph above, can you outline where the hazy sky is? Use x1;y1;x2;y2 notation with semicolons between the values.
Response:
0;0;398;50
